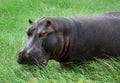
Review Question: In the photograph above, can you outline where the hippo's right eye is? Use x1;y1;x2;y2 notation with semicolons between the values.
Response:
27;32;32;36
26;30;32;36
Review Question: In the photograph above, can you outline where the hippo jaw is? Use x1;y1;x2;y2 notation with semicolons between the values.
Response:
17;48;49;66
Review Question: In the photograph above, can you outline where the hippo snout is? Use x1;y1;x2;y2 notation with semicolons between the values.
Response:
17;48;33;64
17;48;48;66
18;48;32;58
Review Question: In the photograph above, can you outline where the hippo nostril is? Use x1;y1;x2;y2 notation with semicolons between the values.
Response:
28;52;32;56
19;50;25;57
19;52;24;57
25;51;32;58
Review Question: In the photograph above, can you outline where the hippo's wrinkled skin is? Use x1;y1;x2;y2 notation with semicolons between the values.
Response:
17;12;120;66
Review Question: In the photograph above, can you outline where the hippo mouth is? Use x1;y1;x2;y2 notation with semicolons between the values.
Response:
17;54;48;66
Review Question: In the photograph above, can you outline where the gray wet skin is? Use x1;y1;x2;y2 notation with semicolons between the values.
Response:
17;12;120;67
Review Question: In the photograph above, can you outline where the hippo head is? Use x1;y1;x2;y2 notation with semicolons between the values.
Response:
17;18;65;66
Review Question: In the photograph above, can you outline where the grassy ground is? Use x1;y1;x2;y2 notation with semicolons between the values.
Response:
0;0;120;83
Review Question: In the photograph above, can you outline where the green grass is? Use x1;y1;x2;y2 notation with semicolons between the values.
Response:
0;0;120;83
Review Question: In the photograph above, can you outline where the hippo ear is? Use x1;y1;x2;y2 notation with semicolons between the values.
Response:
46;20;57;30
28;19;33;25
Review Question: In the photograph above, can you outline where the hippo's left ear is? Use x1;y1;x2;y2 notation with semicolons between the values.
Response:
28;19;33;25
46;20;57;30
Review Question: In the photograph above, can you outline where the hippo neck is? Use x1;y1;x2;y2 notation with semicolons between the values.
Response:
49;34;70;61
57;17;83;63
48;17;71;61
48;17;82;63
57;35;70;61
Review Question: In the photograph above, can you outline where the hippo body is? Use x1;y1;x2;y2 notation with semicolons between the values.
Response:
17;12;120;66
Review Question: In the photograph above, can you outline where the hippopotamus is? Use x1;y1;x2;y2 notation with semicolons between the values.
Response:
17;12;120;67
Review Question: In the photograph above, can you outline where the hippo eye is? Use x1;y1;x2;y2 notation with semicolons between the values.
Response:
26;29;32;36
39;30;46;37
27;32;32;36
